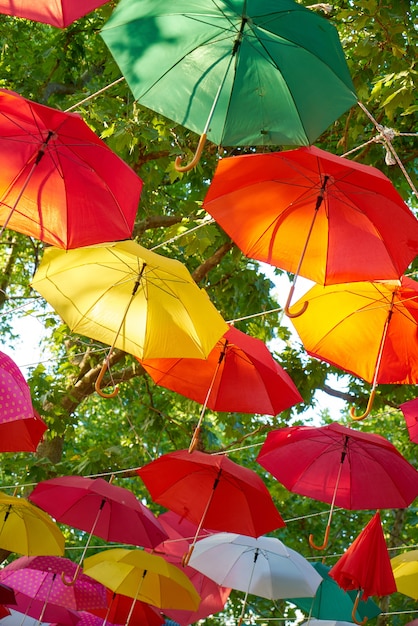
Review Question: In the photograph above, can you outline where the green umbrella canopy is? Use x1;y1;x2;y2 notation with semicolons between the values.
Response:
101;0;357;149
287;562;381;622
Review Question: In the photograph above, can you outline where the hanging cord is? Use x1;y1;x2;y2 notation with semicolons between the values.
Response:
357;101;418;198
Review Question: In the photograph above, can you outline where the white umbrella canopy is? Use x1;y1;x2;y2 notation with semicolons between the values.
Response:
301;621;359;626
188;532;322;599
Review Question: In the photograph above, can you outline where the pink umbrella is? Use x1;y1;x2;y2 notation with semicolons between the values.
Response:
0;556;107;615
4;594;81;626
0;350;47;452
399;397;418;444
153;512;231;626
0;1;109;29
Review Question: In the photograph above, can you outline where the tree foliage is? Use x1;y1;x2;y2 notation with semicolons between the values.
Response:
0;1;416;625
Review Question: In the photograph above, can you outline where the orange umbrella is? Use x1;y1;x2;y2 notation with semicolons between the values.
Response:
139;324;302;450
329;512;397;625
203;147;418;316
289;276;418;419
0;1;109;28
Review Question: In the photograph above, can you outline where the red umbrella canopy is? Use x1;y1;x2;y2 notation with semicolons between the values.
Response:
0;88;142;249
137;449;285;539
0;350;47;452
0;555;108;611
400;397;418;444
139;324;303;415
4;596;80;626
153;512;231;626
91;589;164;626
28;475;168;549
0;1;109;28
256;423;418;510
329;512;397;600
203;146;418;285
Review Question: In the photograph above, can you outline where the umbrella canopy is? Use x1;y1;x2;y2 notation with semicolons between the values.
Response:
0;350;47;452
189;532;322;625
91;589;164;626
329;512;397;603
0;1;109;28
0;556;108;612
154;512;231;626
31;240;227;366
0;608;67;626
0;491;65;556
4;594;81;626
140;324;302;415
101;0;356;170
391;549;418;600
28;475;168;549
399;397;418;444
137;449;285;563
0;583;16;606
287;561;381;622
0;88;142;249
203;147;418;312
289;276;418;418
256;423;418;549
83;548;201;611
301;621;361;626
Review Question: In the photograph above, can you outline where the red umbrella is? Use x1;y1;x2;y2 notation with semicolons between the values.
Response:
0;1;109;28
91;589;164;626
4;595;81;626
0;88;142;249
154;512;231;626
399;397;418;444
28;475;168;584
0;350;47;452
0;583;16;606
139;324;302;451
137;449;285;565
203;146;418;316
256;423;418;550
329;512;397;625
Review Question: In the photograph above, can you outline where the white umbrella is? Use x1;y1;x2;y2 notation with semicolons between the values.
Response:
301;621;358;626
189;532;322;624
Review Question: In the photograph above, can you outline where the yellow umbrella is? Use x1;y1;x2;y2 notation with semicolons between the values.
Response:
31;240;228;397
391;549;418;600
0;491;65;556
83;548;200;611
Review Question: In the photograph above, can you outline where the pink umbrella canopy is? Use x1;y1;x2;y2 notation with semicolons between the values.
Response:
28;475;168;549
0;1;109;28
153;512;231;626
0;350;47;452
4;594;81;626
399;397;418;444
0;556;108;612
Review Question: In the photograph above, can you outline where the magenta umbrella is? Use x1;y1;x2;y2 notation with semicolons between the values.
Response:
154;512;231;626
0;350;47;452
4;595;81;626
28;475;168;584
0;556;108;614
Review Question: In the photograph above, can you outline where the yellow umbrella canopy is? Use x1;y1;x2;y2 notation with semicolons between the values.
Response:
83;548;200;611
0;491;65;556
31;240;228;396
391;549;418;600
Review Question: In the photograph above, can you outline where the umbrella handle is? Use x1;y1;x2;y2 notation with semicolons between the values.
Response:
95;360;119;398
61;567;80;586
174;134;207;172
182;544;194;567
350;389;376;421
284;284;309;318
188;426;201;453
351;592;368;625
308;524;330;551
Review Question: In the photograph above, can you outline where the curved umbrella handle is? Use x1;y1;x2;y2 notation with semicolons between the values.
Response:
350;389;376;421
182;544;194;567
284;283;309;318
351;592;368;625
61;567;80;586
285;299;308;318
308;524;330;551
188;426;201;453
174;134;207;172
95;360;119;398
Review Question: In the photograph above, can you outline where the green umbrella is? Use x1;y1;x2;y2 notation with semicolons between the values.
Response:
101;0;357;170
287;562;381;622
